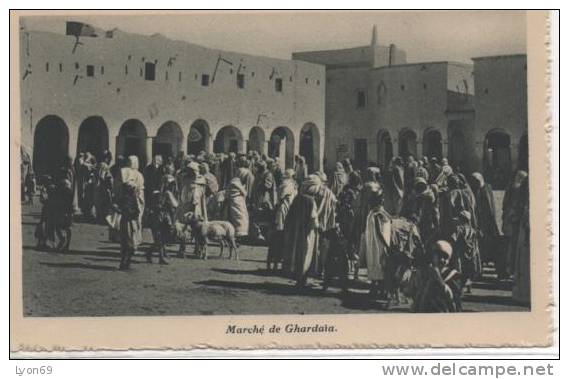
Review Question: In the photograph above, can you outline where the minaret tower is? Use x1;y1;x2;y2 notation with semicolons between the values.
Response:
371;24;378;46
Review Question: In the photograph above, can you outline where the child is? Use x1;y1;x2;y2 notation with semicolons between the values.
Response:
410;240;462;313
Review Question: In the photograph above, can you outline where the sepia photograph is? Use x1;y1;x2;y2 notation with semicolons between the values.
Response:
10;10;553;351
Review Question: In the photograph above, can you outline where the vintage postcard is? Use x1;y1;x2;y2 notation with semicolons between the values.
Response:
10;10;553;352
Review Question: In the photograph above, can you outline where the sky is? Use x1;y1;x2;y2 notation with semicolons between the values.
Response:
21;11;527;64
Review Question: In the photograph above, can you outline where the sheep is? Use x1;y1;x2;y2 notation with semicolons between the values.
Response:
182;212;238;260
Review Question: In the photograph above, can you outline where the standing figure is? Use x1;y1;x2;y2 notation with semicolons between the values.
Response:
337;171;363;278
143;155;164;215
384;157;405;216
450;210;481;293
294;155;307;188
147;175;178;265
282;175;321;288
94;150;114;224
502;170;528;276
52;178;74;252
220;152;236;190
177;162;208;257
222;168;250;241
512;177;530;306
267;169;297;271
470;172;500;265
359;182;392;299
329;162;347;197
115;156;145;271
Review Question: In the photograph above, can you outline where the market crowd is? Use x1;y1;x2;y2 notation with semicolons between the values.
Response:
22;147;530;313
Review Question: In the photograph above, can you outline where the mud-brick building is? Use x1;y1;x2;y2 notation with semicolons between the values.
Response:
473;54;528;189
293;27;475;173
19;21;325;177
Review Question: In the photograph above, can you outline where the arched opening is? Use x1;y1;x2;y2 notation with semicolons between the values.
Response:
77;116;109;161
213;125;244;154
398;129;417;159
187;119;210;155
449;129;466;171
269;126;295;169
518;133;528;172
117;119;148;169
247;126;265;155
153;121;183;159
299;122;320;173
423;128;443;160
376;129;393;168
483;129;511;190
33;115;69;178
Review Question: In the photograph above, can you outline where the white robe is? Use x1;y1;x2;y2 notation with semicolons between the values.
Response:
361;208;391;281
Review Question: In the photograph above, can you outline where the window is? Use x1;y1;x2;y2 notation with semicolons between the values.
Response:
75;62;79;70
59;63;63;72
165;71;169;81
100;66;104;75
356;90;367;109
400;84;405;91
423;83;427;90
45;62;49;72
125;64;128;75
179;72;182;82
275;78;283;92
289;76;293;82
201;74;210;86
145;62;156;81
316;80;320;86
86;65;94;77
237;73;245;89
305;78;309;84
251;72;255;77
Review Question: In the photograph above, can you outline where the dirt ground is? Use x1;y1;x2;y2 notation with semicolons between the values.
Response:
20;194;528;317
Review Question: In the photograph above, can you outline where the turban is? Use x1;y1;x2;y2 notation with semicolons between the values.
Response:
300;174;323;196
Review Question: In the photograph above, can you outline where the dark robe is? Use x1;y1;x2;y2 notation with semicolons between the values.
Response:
473;183;500;263
220;157;236;190
385;165;404;216
252;169;275;211
411;265;462;313
282;194;318;279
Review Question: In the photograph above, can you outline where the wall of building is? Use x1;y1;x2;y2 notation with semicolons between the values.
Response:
473;54;528;184
20;26;325;172
292;44;406;69
316;59;474;171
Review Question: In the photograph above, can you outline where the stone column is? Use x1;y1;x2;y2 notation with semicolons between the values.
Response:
146;136;153;168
